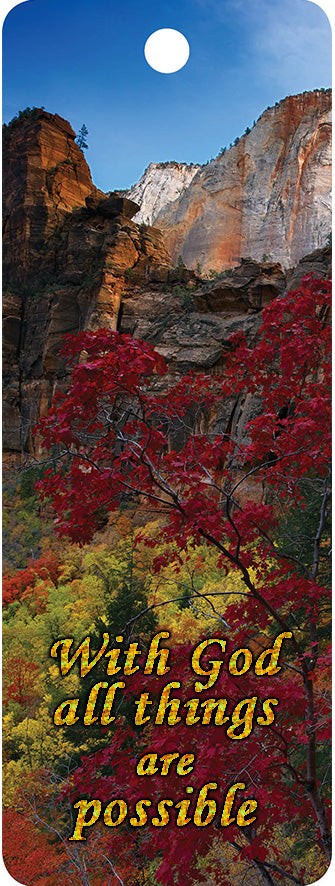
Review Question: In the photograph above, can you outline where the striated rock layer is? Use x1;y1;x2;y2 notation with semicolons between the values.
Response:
130;90;331;272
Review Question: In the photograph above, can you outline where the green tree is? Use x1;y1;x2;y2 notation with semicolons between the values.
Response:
75;124;89;150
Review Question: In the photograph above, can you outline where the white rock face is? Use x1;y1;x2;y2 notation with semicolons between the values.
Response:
127;162;201;226
127;91;332;272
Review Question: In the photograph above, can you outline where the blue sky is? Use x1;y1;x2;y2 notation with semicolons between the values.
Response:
2;0;332;191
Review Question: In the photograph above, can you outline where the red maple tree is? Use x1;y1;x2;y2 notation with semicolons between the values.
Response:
36;275;331;883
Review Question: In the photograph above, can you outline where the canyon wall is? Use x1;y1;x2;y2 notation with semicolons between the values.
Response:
2;100;332;459
128;90;332;272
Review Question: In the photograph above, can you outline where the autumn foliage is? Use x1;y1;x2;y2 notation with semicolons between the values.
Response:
37;276;330;550
3;276;331;885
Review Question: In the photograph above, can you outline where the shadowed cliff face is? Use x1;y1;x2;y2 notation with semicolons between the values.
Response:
2;105;332;457
129;90;332;272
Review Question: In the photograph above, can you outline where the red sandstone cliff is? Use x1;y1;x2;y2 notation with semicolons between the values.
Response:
3;110;96;283
2;110;172;453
